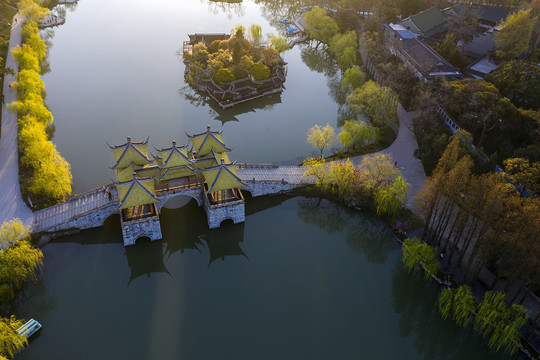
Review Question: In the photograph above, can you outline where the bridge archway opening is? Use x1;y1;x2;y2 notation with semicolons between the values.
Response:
135;236;153;245
159;194;200;213
219;218;236;228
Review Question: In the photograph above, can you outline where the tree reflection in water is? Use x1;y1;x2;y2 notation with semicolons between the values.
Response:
297;198;397;264
391;263;515;360
203;0;245;18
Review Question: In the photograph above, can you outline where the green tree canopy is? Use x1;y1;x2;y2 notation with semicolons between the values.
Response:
269;34;289;52
215;68;235;82
484;60;540;110
338;120;378;151
307;123;336;158
346;80;398;130
304;7;339;45
495;9;534;60
341;65;365;92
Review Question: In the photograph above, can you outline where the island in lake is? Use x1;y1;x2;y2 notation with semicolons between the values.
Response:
182;30;286;109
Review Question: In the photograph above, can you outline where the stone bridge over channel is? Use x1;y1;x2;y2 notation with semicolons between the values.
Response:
33;164;310;242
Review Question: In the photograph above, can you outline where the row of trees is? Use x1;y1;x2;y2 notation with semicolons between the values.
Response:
184;24;287;84
416;131;540;299
402;237;530;355
0;219;44;359
302;153;410;218
8;0;72;207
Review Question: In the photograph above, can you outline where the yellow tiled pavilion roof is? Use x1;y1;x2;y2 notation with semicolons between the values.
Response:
157;165;199;181
155;140;195;168
195;150;230;170
187;125;231;158
201;160;245;193
109;137;152;170
115;177;159;210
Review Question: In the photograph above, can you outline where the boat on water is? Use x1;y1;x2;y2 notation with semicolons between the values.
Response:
17;319;42;339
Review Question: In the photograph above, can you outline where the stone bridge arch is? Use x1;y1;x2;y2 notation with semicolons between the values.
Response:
157;188;203;213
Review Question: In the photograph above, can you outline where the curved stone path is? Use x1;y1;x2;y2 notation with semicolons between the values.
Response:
351;106;427;212
0;13;33;228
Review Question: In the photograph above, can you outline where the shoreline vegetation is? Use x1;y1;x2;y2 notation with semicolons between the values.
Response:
299;4;539;358
8;0;72;209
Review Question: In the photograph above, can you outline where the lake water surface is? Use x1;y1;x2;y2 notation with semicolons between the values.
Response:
16;1;518;359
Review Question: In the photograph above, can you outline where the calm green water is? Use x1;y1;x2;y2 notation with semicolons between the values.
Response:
42;0;339;193
17;197;513;360
15;1;518;359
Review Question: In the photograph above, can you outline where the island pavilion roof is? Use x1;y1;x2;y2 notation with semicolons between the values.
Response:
114;176;159;210
187;125;231;158
109;136;152;170
201;160;246;193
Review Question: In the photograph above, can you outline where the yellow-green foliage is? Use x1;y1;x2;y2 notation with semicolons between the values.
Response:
11;44;39;72
9;13;72;204
0;316;27;359
9;93;53;125
13;69;45;99
250;62;270;80
18;0;49;22
215;67;235;82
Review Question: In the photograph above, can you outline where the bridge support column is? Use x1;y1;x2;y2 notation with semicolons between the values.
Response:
121;215;162;246
204;201;245;229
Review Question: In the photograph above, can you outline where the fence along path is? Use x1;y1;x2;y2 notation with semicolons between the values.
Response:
32;164;310;233
33;186;116;232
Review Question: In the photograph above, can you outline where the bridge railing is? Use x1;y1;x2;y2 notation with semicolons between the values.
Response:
236;163;278;169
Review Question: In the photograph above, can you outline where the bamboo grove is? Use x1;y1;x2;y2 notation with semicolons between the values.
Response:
8;0;72;208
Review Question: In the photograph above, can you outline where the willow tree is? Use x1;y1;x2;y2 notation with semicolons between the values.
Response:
474;291;528;355
401;237;439;279
0;316;27;359
338;120;377;151
248;24;263;46
304;7;339;46
307;123;335;158
346;80;398;130
439;285;478;327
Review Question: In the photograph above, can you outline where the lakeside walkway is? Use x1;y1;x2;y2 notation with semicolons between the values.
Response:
351;106;427;213
0;13;33;229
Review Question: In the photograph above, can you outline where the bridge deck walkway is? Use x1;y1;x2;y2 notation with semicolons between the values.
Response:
236;165;307;184
33;187;117;233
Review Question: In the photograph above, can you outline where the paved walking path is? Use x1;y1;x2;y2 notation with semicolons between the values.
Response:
351;106;427;212
0;13;34;228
